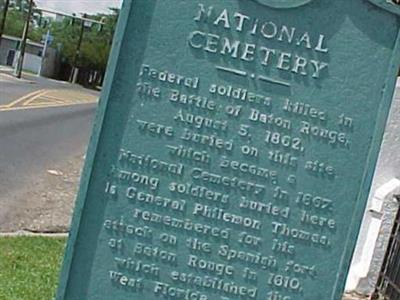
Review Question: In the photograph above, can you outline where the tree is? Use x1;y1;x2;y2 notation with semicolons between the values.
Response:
48;9;119;77
0;2;119;83
79;9;119;72
1;0;41;41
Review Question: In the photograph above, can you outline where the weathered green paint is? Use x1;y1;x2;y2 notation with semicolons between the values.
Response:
253;0;313;8
57;1;400;299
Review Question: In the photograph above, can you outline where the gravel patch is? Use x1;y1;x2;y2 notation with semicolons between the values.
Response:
0;154;84;233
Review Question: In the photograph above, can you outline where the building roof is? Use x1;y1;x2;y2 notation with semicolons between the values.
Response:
2;35;44;48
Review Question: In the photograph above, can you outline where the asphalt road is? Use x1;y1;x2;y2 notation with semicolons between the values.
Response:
0;71;98;230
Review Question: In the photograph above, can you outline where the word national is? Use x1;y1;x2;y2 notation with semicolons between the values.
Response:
188;4;329;79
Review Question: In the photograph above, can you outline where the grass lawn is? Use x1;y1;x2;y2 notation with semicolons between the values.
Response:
0;237;380;300
0;237;66;300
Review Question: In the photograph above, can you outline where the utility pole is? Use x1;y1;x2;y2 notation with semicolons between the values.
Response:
14;0;34;78
38;29;50;76
0;0;10;48
35;9;105;82
70;13;86;83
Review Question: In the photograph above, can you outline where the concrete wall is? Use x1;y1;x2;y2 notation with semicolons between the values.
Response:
40;47;58;78
0;38;17;66
12;52;41;74
0;35;58;78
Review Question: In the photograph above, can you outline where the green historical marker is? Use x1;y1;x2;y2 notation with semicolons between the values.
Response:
57;1;400;299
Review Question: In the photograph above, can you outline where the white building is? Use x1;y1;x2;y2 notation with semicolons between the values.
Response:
0;34;59;77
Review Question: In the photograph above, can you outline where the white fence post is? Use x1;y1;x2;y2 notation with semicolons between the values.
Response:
346;178;400;294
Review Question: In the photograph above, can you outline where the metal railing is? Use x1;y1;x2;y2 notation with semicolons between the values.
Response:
371;196;400;300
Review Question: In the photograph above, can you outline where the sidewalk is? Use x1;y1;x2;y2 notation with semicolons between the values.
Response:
0;64;99;95
0;65;14;73
0;65;36;84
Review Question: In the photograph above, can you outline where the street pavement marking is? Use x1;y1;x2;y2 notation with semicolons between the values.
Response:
0;89;98;112
0;89;47;109
22;91;54;106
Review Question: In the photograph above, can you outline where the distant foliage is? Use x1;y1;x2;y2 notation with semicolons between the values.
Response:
1;0;42;42
52;9;119;72
1;1;119;73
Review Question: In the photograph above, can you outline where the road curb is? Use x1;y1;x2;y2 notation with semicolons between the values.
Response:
0;231;69;238
0;71;36;84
